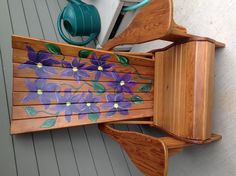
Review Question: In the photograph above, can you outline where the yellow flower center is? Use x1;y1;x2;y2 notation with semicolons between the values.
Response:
37;63;43;68
120;80;125;86
66;102;71;107
72;67;78;72
37;89;43;95
97;66;103;71
86;103;91;107
113;103;119;109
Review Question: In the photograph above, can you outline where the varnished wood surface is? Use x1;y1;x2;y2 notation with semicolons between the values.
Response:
99;124;169;176
102;0;225;51
99;124;222;176
153;40;216;141
12;101;153;120
11;109;153;134
13;48;154;67
102;0;176;50
13;78;152;92
12;35;153;62
13;92;153;105
11;35;154;134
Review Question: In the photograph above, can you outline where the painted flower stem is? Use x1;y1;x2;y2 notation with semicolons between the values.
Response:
129;64;153;82
37;111;59;117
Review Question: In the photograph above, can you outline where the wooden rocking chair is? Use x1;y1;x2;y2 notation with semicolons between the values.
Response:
11;0;225;175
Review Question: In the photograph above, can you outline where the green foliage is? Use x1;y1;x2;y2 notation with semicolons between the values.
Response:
138;83;152;93
25;106;38;116
88;113;100;122
45;43;61;54
130;95;144;104
116;55;129;66
41;118;56;128
79;50;92;58
92;82;106;94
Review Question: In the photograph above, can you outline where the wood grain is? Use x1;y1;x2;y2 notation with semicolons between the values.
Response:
11;109;153;134
12;35;153;62
99;124;190;176
12;101;153;119
13;92;153;105
13;77;153;93
102;0;225;51
99;124;222;176
13;63;154;84
153;40;216;141
102;0;175;50
13;49;154;75
11;35;154;134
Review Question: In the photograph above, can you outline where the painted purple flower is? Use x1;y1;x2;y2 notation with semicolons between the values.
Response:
61;57;89;81
107;72;136;94
86;53;114;81
22;79;59;108
19;46;60;77
102;93;132;117
78;91;100;117
52;89;81;122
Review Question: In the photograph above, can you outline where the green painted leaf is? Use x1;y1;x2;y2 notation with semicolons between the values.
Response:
79;50;92;58
25;106;37;116
131;95;144;104
88;113;100;122
41;118;56;128
116;55;129;66
92;82;106;94
45;43;61;54
138;84;152;93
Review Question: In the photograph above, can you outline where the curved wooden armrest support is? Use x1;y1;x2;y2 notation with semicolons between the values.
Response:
99;123;189;176
102;0;188;51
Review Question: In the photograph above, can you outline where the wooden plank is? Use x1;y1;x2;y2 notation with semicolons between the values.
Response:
51;129;80;176
12;101;153;119
13;63;153;84
69;127;98;176
13;92;152;105
0;43;17;176
7;1;42;176
84;125;115;176
13;77;153;93
12;35;154;65
33;132;60;176
11;109;153;134
12;47;154;68
13;54;154;77
13;48;154;71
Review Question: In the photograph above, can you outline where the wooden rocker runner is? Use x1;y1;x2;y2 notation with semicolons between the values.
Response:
10;0;225;175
